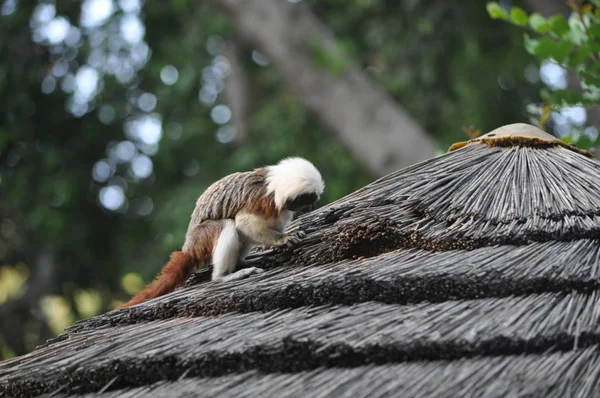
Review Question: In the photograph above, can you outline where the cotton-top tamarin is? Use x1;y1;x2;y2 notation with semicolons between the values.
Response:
120;157;324;308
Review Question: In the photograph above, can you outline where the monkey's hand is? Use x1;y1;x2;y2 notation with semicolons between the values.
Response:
277;230;306;248
218;267;265;282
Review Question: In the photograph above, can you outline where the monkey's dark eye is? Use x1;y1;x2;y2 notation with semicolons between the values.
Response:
286;193;319;212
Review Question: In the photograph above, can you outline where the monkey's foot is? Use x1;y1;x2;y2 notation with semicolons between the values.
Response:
218;267;265;282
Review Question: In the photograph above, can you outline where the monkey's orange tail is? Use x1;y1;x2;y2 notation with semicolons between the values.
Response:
119;251;196;308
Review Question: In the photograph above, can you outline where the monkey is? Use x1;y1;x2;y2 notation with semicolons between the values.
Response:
119;157;324;308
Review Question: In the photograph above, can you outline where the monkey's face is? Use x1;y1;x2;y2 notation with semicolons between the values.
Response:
285;192;319;214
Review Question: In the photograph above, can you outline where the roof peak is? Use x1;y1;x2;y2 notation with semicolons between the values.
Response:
481;123;559;141
449;123;592;158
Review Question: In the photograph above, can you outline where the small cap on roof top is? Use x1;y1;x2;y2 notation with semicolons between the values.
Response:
448;123;592;157
478;123;559;142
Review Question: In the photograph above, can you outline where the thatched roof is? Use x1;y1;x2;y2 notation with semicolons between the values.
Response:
2;123;600;397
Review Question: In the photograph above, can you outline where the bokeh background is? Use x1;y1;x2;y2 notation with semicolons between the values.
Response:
0;0;597;359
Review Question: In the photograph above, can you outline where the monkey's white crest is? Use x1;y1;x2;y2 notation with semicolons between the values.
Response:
266;157;325;210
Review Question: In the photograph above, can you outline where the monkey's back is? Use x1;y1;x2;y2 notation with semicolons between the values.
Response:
188;168;273;228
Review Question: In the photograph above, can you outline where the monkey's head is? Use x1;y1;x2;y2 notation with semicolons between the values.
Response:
266;157;325;214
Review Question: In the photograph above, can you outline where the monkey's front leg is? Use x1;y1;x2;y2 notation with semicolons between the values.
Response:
209;212;275;282
230;229;305;278
220;212;307;283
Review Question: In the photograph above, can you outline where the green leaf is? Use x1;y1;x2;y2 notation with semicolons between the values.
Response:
529;13;550;33
510;7;529;26
486;2;508;20
548;15;570;37
524;34;538;54
590;40;600;53
567;44;592;67
589;60;600;71
561;136;574;144
588;23;600;39
525;36;573;63
580;70;600;88
542;89;587;106
577;134;592;150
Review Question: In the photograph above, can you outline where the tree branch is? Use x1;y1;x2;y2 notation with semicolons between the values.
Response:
215;0;438;176
223;37;254;143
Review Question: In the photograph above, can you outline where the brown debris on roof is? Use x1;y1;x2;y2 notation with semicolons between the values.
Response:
2;123;600;398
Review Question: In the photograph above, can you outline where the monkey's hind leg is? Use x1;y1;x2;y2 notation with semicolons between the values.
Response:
211;219;243;280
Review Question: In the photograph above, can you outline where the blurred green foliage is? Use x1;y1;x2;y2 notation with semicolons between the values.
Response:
0;0;539;358
487;0;600;150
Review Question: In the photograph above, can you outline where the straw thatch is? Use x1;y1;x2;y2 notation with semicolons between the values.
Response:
49;346;600;398
2;123;600;398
